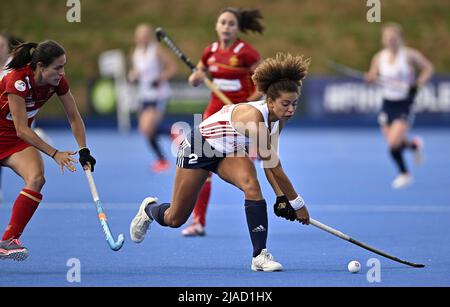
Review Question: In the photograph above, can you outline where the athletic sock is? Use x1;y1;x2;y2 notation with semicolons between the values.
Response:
149;134;165;161
244;199;268;257
390;147;408;174
145;202;170;227
2;189;42;240
192;174;212;226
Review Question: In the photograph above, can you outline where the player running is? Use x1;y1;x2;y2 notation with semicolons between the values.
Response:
131;53;310;272
129;23;177;173
366;23;433;189
181;7;264;236
0;40;96;261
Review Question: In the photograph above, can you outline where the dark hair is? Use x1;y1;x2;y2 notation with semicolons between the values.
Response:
252;53;310;101
219;8;264;34
6;40;65;70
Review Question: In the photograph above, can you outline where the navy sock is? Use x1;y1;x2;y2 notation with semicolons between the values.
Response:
390;147;408;174
244;199;268;257
149;135;165;161
145;202;170;227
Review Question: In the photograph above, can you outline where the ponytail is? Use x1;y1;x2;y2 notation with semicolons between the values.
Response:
6;40;65;71
6;42;38;70
220;8;264;34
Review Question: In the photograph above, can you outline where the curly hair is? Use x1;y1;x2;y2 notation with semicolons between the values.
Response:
252;53;310;100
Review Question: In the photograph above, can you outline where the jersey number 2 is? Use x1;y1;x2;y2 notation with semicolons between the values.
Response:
188;154;199;165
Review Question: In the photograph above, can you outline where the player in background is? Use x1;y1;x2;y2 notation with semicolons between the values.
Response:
128;23;177;173
181;7;264;236
0;40;96;261
366;23;433;189
130;53;310;272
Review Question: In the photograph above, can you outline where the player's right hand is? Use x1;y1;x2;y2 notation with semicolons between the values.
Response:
296;206;310;225
79;147;96;172
53;150;78;174
188;70;206;87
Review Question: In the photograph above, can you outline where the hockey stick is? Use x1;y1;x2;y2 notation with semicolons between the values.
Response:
310;218;425;268
155;27;233;105
327;60;409;91
84;168;125;251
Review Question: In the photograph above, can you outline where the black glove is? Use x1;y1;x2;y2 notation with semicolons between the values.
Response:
79;147;96;172
273;195;296;221
408;84;418;100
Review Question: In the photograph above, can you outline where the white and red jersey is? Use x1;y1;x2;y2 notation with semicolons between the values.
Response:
0;65;69;134
0;65;69;160
201;39;260;117
199;100;279;154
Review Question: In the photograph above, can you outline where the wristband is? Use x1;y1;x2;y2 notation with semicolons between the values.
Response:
290;195;305;210
51;149;58;159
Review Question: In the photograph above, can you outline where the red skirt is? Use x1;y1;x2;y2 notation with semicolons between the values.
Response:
0;133;32;161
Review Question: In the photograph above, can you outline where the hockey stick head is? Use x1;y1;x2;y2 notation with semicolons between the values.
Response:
110;233;125;251
155;27;166;42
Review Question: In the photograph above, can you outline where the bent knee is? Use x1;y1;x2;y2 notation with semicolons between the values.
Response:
388;140;403;150
25;174;46;190
165;215;189;228
240;177;262;199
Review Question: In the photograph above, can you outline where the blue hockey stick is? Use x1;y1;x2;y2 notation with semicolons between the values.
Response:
84;168;125;251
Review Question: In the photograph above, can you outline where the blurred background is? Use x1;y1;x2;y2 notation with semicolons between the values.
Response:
1;0;449;129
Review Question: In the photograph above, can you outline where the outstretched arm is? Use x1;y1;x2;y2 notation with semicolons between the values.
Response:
234;108;309;224
58;91;96;171
156;46;177;84
8;94;77;173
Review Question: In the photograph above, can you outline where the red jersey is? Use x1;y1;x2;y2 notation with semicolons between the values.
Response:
0;65;69;160
201;39;260;118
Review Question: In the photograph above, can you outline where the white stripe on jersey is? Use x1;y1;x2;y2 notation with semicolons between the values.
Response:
233;42;245;54
198;100;279;154
211;42;219;53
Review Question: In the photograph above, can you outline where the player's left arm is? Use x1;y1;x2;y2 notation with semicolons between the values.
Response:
58;90;96;171
156;46;177;85
407;48;434;87
263;120;284;196
238;112;309;224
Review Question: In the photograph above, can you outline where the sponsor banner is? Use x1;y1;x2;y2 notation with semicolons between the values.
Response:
302;76;450;125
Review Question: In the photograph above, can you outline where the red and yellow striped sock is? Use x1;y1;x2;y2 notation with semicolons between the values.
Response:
2;189;42;241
